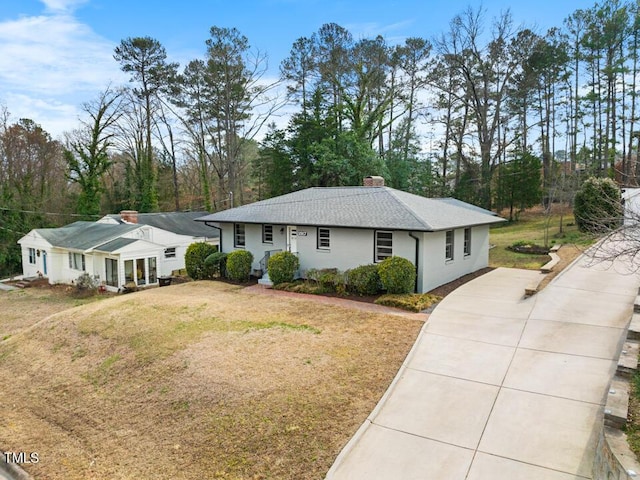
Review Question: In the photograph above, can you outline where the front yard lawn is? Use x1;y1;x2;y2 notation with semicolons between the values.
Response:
0;281;422;479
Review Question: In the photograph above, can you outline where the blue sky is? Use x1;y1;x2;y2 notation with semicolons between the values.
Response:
0;0;597;138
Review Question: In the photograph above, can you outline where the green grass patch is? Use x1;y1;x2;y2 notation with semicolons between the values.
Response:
375;293;442;312
245;321;321;335
84;353;122;386
490;210;593;269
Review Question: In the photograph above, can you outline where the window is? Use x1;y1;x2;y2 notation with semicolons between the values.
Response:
164;247;176;259
105;258;118;287
445;230;454;261
136;258;146;285
375;231;393;262
317;228;330;249
464;228;471;257
234;223;246;247
124;260;134;282
148;257;157;284
28;248;36;265
68;252;86;271
262;225;273;244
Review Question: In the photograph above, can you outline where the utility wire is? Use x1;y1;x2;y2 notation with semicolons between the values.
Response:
0;207;102;218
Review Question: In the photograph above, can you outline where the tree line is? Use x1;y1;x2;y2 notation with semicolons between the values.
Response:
1;0;639;276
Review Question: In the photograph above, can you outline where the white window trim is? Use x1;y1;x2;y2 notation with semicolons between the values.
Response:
317;227;330;250
375;230;393;262
234;223;246;248
464;228;472;257
68;252;86;271
262;224;273;244
445;230;454;262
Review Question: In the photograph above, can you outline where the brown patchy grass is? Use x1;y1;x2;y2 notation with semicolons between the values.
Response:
0;284;110;340
0;281;422;480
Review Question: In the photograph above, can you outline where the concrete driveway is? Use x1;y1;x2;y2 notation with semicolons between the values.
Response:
326;255;639;479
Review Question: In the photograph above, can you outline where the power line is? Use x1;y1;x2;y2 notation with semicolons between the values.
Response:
0;207;102;218
0;224;27;236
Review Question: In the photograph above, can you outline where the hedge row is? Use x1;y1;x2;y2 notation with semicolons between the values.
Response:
274;256;416;295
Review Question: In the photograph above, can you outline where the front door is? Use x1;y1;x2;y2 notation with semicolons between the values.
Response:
42;251;48;276
287;226;297;253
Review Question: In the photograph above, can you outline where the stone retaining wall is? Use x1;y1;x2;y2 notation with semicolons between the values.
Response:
592;310;640;479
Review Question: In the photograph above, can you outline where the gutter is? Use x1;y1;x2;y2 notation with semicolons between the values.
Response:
204;222;223;252
409;232;420;293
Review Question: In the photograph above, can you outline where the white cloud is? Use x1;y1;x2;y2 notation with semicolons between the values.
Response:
40;0;89;14
4;92;80;136
344;20;415;44
0;5;125;137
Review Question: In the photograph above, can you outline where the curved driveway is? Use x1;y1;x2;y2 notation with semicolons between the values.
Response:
326;255;639;479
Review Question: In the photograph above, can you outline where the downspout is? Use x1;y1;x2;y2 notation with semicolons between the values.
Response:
409;232;420;293
204;222;223;252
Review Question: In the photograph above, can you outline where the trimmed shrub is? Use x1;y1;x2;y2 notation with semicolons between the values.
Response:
205;252;227;277
574;176;622;233
267;251;299;285
318;268;339;289
226;250;254;282
185;242;218;280
378;256;416;294
347;264;381;296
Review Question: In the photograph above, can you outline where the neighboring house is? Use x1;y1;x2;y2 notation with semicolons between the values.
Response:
196;177;505;293
18;211;218;292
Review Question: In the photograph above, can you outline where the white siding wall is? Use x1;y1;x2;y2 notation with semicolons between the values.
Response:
221;223;417;279
420;225;490;292
18;234;50;278
219;223;287;270
219;222;490;293
121;227;218;277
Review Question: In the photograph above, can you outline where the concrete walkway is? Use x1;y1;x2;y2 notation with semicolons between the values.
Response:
326;256;639;479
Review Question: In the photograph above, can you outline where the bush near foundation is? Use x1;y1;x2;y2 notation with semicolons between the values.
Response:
268;251;299;285
185;242;218;280
226;250;253;282
378;256;416;294
205;252;227;278
346;264;381;295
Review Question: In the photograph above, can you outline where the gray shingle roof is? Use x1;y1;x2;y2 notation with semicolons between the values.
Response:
196;187;504;232
107;211;217;238
36;222;140;250
93;237;139;253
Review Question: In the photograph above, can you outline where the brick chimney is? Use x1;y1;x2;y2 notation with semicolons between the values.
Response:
363;175;385;187
120;210;138;224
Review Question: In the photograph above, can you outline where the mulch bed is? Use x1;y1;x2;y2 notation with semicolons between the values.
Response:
275;267;495;306
427;267;494;297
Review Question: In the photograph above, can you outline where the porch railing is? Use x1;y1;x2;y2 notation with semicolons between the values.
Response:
259;249;282;274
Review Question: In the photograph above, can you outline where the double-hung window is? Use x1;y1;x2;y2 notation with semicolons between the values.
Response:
164;247;176;259
28;248;36;265
464;228;471;257
262;225;273;244
234;223;246;248
375;231;393;262
317;228;330;250
68;252;86;271
445;230;454;261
